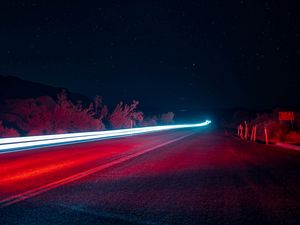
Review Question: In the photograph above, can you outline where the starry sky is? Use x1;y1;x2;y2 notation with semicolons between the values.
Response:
0;1;299;114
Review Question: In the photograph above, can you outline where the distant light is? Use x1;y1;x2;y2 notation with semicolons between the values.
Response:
0;120;211;153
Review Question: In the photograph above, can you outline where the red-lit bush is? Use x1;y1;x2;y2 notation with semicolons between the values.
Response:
2;91;105;135
2;96;55;135
52;91;105;133
140;116;158;127
0;90;175;136
285;131;300;143
248;110;292;142
0;121;19;137
108;100;144;129
93;95;109;120
160;112;174;124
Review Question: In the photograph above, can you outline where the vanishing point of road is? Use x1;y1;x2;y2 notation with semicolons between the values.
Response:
1;127;300;225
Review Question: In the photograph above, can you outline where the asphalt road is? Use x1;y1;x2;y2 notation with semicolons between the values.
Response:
1;128;300;225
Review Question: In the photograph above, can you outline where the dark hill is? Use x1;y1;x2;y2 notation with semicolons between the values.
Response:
0;75;92;105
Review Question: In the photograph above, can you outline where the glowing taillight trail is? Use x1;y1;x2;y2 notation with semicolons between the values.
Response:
0;120;211;153
0;127;150;144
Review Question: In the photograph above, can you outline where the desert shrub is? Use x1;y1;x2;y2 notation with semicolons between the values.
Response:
1;90;174;135
140;116;158;127
108;100;143;129
0;121;19;137
248;110;295;142
1;91;105;135
267;121;289;141
52;91;105;132
93;95;109;120
160;112;174;124
285;131;300;143
2;96;55;134
27;129;43;136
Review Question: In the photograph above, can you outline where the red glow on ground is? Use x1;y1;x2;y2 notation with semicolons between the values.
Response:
0;130;195;199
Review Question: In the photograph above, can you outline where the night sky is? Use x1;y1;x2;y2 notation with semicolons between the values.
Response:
0;1;299;114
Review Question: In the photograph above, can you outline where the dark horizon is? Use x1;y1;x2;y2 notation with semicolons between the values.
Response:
0;1;299;113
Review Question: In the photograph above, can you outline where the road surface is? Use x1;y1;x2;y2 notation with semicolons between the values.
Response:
1;127;300;224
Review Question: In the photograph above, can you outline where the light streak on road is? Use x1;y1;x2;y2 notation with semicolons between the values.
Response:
0;127;153;144
0;120;211;153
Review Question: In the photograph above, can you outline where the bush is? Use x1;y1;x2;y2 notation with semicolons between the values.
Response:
285;131;300;143
1;90;105;135
0;90;174;135
108;100;143;129
0;121;19;137
242;109;298;143
160;112;174;124
140;116;158;127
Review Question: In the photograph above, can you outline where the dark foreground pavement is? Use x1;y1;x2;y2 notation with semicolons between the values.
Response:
1;128;300;225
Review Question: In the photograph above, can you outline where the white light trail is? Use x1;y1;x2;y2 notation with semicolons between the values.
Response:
0;127;151;144
0;120;211;153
